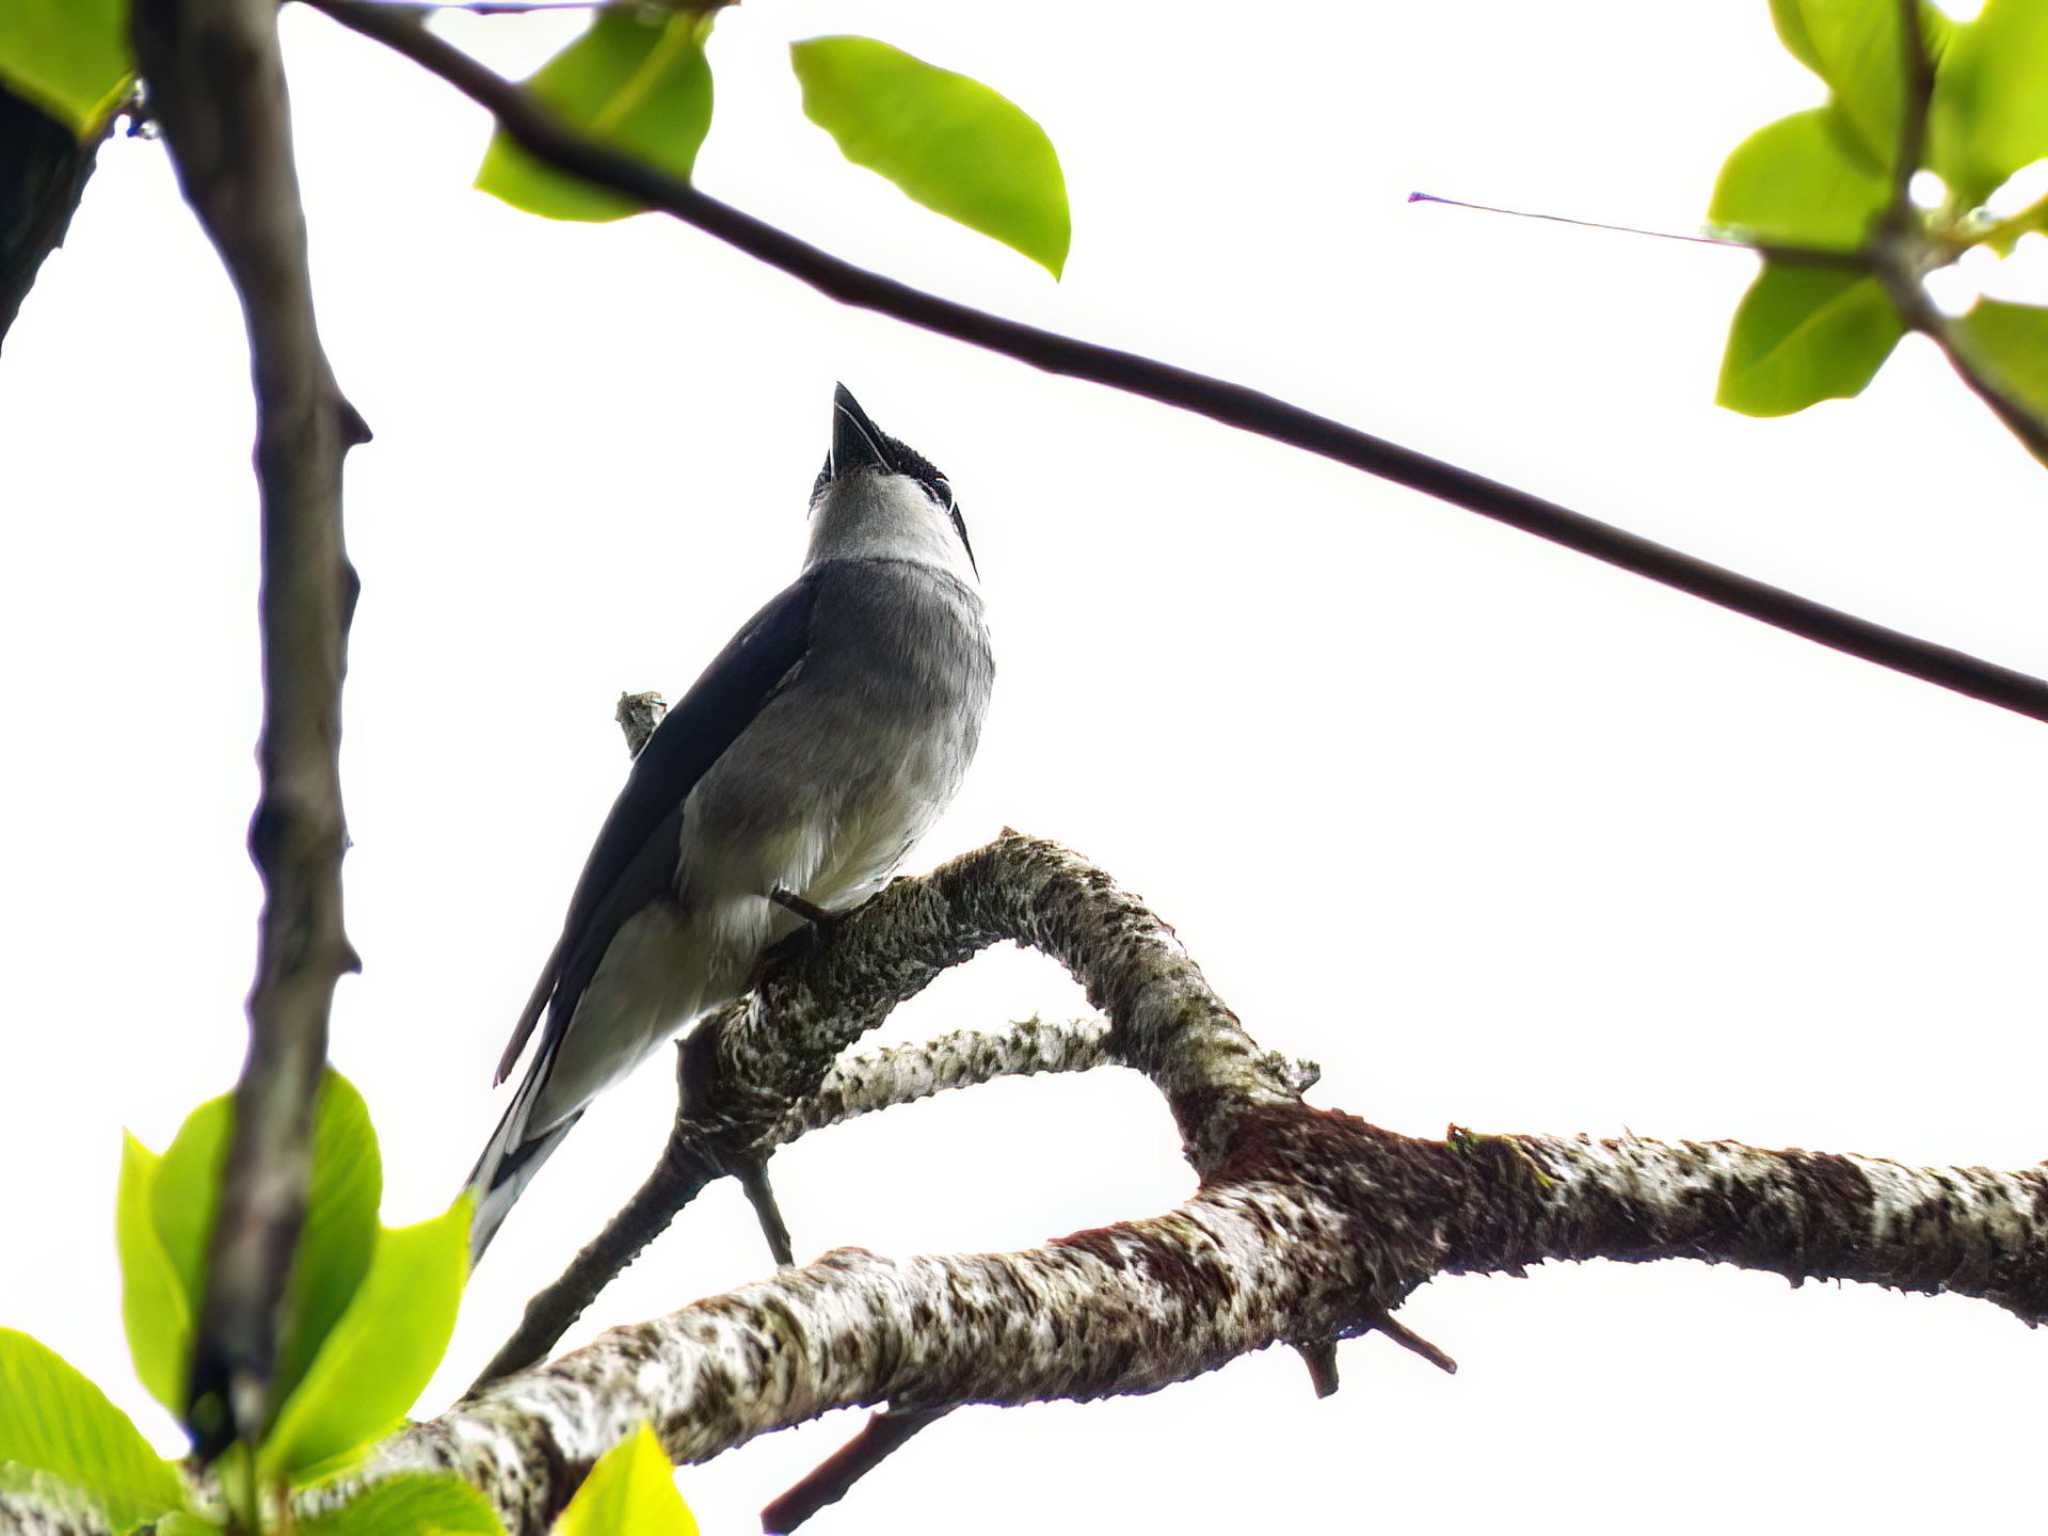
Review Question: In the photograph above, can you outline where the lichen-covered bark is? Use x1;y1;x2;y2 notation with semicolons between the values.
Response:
12;831;2048;1536
1443;1128;2048;1316
769;1015;1114;1144
712;831;1300;1172
486;832;1310;1380
0;1475;105;1536
130;0;368;1448
304;1111;2048;1536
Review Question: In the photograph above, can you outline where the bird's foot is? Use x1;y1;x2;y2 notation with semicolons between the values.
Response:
769;886;842;931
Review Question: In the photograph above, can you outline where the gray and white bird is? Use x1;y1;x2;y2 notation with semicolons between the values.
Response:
467;384;993;1259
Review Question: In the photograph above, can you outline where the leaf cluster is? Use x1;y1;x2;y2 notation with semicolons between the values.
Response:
1;1073;491;1535
1711;0;2048;445
475;13;1070;277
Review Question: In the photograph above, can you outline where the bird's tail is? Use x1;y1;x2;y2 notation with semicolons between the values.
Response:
465;1044;582;1263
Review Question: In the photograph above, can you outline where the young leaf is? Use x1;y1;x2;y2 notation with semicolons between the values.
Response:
154;1516;226;1536
1709;107;1891;247
256;1195;472;1484
790;35;1070;278
0;1330;187;1530
149;1092;232;1322
116;1133;192;1417
1928;0;2048;210
0;0;133;138
1716;262;1904;416
553;1424;697;1536
298;1473;505;1536
475;10;714;223
1955;300;2048;463
273;1073;382;1416
1767;0;1952;173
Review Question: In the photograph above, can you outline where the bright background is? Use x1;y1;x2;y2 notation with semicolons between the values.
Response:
4;1;2046;1530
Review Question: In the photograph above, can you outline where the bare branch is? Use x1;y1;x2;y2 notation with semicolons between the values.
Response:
476;822;1281;1384
768;1016;1115;1145
130;0;368;1452
474;1014;1114;1386
304;0;2048;725
1892;0;1935;210
761;1406;950;1535
321;1118;2048;1536
1853;0;2048;467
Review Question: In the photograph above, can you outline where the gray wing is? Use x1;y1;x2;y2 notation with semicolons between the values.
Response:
493;573;821;1086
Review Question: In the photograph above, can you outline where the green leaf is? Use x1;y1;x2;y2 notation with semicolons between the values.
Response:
154;1516;226;1536
1709;107;1892;247
273;1073;382;1416
553;1424;697;1536
0;1330;187;1530
476;10;713;223
149;1092;232;1327
116;1133;192;1418
121;1070;381;1424
257;1195;471;1484
1716;262;1904;416
1955;299;2048;462
0;0;134;138
299;1473;505;1536
1768;0;1951;173
1929;0;2048;209
791;35;1069;278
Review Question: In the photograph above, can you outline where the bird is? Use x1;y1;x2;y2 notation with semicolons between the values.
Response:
466;384;994;1259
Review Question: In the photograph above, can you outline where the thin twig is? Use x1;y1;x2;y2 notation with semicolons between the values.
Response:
306;0;2048;725
733;1156;795;1267
760;1407;950;1535
1408;190;1870;270
471;1111;727;1389
1866;0;2048;466
1364;1305;1458;1376
1892;0;1935;206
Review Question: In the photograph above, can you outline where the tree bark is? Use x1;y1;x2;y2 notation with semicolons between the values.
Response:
6;835;2044;1536
130;0;368;1455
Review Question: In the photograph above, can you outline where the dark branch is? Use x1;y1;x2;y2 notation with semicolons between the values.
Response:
477;821;1293;1384
132;0;367;1455
306;0;2048;725
760;1407;949;1535
345;1116;2048;1536
1866;1;2048;468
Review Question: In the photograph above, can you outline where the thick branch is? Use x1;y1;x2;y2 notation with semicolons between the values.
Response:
323;1117;2048;1536
473;1014;1114;1389
131;0;368;1451
478;831;1297;1383
306;0;2048;725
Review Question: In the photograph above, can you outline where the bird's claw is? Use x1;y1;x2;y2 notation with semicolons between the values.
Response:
770;886;842;930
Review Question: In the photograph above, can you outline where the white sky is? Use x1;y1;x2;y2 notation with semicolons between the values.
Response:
4;1;2047;1531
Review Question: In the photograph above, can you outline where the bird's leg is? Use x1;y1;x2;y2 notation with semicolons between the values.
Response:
734;1155;796;1266
769;886;841;930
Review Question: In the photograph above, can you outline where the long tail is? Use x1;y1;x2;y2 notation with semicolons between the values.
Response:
466;1042;582;1263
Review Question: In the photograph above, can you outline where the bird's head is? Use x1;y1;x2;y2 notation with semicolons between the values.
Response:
807;383;978;583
